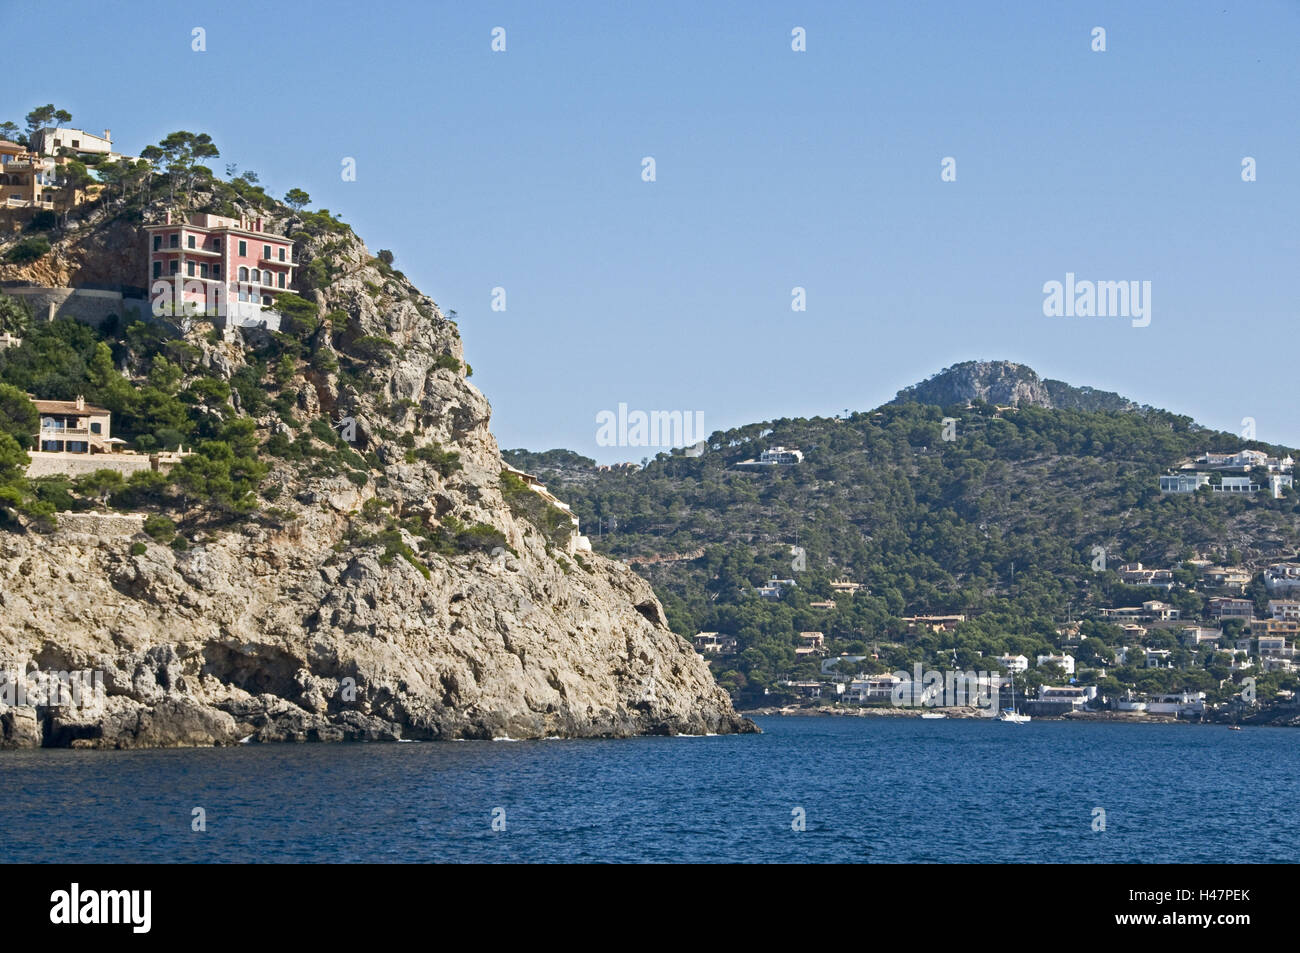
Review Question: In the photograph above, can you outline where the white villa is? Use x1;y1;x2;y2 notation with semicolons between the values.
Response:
1036;653;1076;676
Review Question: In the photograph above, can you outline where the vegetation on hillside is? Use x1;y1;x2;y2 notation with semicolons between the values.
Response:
519;398;1300;705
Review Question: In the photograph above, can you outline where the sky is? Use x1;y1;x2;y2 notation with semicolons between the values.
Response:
6;0;1299;462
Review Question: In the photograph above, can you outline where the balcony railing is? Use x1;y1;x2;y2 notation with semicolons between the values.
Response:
40;426;91;438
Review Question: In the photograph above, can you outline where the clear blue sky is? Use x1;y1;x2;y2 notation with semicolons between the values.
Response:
8;0;1299;462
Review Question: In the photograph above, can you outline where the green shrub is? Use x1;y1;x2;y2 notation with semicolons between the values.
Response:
143;514;176;543
129;541;147;556
5;237;51;264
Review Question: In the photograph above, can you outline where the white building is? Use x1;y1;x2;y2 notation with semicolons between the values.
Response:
1268;601;1300;622
1264;564;1300;594
1146;692;1206;716
1036;653;1075;676
1144;648;1173;668
759;446;804;465
1160;472;1209;493
1213;476;1258;494
997;654;1029;673
1037;685;1095;710
843;674;901;704
30;127;113;157
1270;474;1294;499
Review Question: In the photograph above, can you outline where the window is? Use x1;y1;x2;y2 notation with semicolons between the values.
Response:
263;244;271;259
200;263;208;278
90;422;102;435
169;234;178;248
278;272;285;288
71;140;79;149
238;266;249;281
187;235;196;249
278;247;286;261
186;261;195;277
153;261;162;279
252;269;260;283
153;235;161;251
212;265;220;279
238;240;246;256
213;239;221;252
262;295;271;306
169;261;179;275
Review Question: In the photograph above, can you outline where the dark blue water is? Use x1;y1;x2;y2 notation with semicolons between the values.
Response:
1;717;1294;862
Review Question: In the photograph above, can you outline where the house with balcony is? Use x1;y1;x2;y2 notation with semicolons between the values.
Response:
1212;476;1258;494
996;654;1029;673
24;394;189;478
1201;566;1253;591
1160;472;1209;493
1268;600;1300;622
1117;563;1177;589
693;633;737;656
843;674;903;705
1208;597;1254;621
144;211;297;331
0;143;89;229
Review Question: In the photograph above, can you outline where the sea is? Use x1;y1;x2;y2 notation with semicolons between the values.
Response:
2;716;1294;863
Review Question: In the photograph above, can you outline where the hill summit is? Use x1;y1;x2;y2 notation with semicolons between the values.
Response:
891;360;1144;414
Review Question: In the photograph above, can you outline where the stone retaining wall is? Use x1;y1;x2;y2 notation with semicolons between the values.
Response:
54;511;145;536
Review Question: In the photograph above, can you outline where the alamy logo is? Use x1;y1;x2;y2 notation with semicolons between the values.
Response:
50;884;151;933
1042;272;1151;327
1;668;104;708
596;404;705;448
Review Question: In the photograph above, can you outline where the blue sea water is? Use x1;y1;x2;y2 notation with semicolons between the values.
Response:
1;716;1294;863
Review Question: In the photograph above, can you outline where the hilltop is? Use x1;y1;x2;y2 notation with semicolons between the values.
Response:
890;360;1145;414
504;365;1300;710
0;117;751;748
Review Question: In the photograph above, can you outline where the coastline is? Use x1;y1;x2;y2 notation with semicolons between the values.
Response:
737;705;1284;725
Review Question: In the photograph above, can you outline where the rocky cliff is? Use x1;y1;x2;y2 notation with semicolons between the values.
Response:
0;195;754;747
891;360;1143;413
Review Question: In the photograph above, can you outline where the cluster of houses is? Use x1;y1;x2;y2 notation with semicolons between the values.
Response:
0;127;139;231
1160;449;1294;499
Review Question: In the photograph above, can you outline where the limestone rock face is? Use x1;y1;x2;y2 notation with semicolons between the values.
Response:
0;201;754;748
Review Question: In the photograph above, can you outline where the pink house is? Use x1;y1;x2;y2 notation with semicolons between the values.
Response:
144;212;296;328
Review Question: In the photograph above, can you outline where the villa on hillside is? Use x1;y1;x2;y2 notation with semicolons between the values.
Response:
1202;566;1253;591
144;211;297;332
1268;600;1300;622
502;464;590;555
694;633;737;656
1208;597;1254;621
734;446;804;468
25;395;189;478
1191;450;1293;473
1117;563;1176;589
1264;564;1300;594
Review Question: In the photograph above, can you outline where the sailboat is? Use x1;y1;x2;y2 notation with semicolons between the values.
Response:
998;671;1031;723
